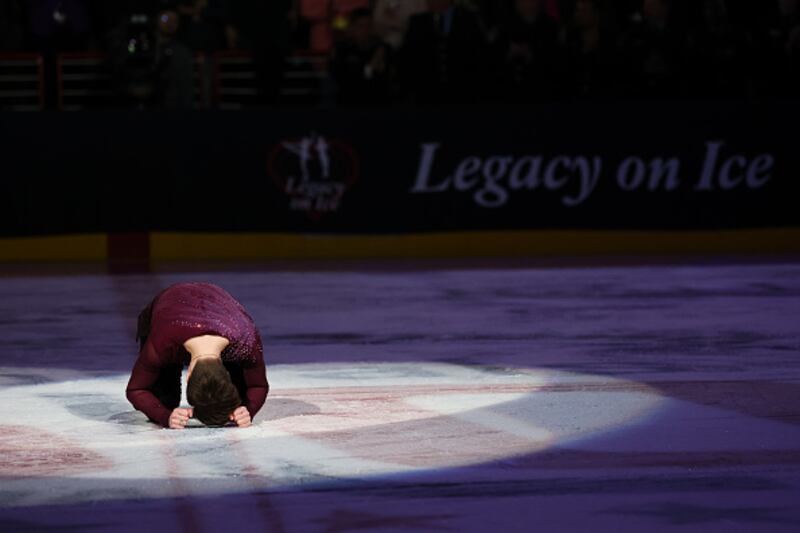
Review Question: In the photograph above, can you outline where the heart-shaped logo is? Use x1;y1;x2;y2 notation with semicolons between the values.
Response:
268;134;361;220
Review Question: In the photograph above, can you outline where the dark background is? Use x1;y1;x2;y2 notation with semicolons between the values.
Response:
1;0;799;239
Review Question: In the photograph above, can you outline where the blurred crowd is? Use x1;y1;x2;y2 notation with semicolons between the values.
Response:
1;0;799;108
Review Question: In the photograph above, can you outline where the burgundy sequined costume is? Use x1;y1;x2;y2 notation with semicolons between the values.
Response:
126;282;269;427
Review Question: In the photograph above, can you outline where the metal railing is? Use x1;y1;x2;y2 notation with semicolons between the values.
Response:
54;50;328;110
283;52;329;105
212;50;257;109
57;52;113;111
1;50;328;111
212;50;329;109
0;53;44;111
57;52;209;111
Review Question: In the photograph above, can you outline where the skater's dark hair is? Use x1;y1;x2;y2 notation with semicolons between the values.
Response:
187;359;241;426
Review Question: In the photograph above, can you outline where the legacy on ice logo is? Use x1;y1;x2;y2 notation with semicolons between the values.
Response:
268;133;360;218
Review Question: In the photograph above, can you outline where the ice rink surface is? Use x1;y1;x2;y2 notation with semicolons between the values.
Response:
0;260;799;532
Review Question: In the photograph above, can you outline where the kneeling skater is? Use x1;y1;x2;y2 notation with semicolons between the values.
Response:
126;282;269;429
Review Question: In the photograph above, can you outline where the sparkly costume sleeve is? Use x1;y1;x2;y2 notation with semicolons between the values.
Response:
125;339;173;428
242;332;269;419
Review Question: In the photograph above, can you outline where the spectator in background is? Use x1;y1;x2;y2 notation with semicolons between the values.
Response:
618;0;691;97
492;0;561;102
775;0;800;93
752;0;800;96
101;2;190;110
0;0;27;51
171;0;232;110
88;0;166;51
28;0;91;52
609;0;642;30
466;0;562;36
331;8;394;106
28;0;92;108
688;0;749;97
300;0;370;53
562;0;616;99
373;0;427;50
175;0;230;54
154;10;194;108
227;0;294;106
786;0;800;92
470;0;507;30
401;0;488;105
545;0;564;21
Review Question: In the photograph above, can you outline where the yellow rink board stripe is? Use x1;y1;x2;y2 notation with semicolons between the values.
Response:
150;229;800;261
0;229;798;262
0;234;107;262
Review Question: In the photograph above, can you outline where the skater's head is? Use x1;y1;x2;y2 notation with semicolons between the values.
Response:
186;358;241;426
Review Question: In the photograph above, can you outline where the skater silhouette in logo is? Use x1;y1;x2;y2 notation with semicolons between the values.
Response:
283;134;331;181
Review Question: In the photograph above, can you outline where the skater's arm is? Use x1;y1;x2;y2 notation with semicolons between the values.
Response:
242;357;269;418
242;334;269;419
126;341;173;428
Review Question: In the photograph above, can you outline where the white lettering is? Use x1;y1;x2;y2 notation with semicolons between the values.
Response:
411;143;450;193
696;140;723;191
617;157;646;191
747;155;774;188
563;157;602;206
509;157;542;190
454;157;482;191
647;158;681;191
474;157;513;208
719;155;747;190
544;157;571;190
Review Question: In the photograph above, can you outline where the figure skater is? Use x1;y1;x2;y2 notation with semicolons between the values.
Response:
126;282;269;429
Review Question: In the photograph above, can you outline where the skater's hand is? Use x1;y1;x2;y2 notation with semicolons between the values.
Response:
229;406;251;427
168;407;193;429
